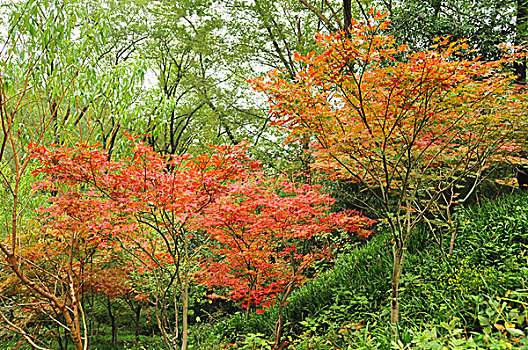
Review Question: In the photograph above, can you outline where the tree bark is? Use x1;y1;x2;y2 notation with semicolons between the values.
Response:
135;301;141;343
343;0;352;32
106;296;118;349
88;292;95;349
390;245;405;326
58;323;64;350
516;0;528;84
181;239;189;350
274;280;294;348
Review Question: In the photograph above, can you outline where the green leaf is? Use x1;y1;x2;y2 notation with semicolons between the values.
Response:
506;327;524;337
478;315;490;326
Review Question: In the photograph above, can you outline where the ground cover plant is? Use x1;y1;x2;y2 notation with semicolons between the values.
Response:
1;0;528;349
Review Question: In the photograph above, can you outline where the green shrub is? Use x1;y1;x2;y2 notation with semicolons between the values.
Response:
456;191;528;270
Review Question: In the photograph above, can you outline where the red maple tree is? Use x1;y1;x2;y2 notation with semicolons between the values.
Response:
29;136;372;348
194;174;373;344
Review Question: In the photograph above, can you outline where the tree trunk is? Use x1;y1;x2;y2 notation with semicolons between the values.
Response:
516;0;528;84
107;296;118;349
274;281;294;348
50;99;60;144
57;323;64;350
174;286;179;340
181;239;189;350
343;0;352;31
135;301;141;343
448;227;457;255
300;133;311;182
390;244;405;327
431;0;441;18
88;293;95;349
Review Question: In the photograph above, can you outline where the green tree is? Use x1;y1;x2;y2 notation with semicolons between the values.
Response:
91;0;334;170
0;0;145;348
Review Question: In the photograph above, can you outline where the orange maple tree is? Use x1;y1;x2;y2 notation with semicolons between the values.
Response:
251;10;528;325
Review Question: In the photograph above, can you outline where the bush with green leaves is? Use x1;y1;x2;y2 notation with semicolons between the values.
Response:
455;192;528;270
